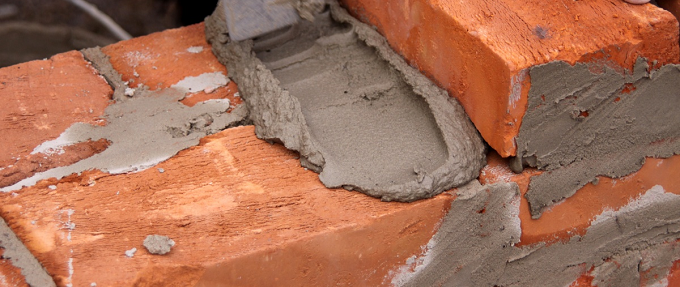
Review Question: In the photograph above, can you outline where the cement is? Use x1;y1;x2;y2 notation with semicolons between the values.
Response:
515;58;680;218
392;183;680;286
81;48;133;102
205;1;486;202
0;217;56;287
143;235;175;255
0;48;247;192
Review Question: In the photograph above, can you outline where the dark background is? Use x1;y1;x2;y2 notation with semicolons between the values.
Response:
0;0;218;67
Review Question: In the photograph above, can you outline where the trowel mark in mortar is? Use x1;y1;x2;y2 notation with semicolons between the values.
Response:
392;182;680;286
1;73;247;192
516;58;680;218
207;2;486;201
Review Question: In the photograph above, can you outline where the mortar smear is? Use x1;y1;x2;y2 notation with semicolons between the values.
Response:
393;182;680;286
0;217;56;287
205;1;486;202
1;48;247;192
516;58;680;218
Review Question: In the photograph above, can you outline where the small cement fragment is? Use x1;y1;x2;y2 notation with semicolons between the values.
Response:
392;184;680;286
0;217;56;287
1;48;247;192
143;235;175;255
125;247;137;258
205;1;485;202
516;58;680;218
170;71;230;94
186;46;204;54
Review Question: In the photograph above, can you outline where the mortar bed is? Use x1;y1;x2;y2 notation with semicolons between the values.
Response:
206;2;486;201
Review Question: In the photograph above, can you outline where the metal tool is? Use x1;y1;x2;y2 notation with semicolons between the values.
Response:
221;0;301;41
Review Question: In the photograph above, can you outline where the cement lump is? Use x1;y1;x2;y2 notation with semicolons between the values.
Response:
0;217;56;287
143;235;175;255
205;1;486;202
516;58;680;218
393;183;680;286
0;48;247;192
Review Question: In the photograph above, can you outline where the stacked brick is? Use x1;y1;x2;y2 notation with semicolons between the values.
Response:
1;0;679;286
341;0;680;285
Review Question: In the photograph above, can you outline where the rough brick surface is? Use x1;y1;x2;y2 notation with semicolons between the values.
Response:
101;23;242;109
341;0;679;156
1;6;679;285
0;126;449;287
0;250;28;287
0;51;113;189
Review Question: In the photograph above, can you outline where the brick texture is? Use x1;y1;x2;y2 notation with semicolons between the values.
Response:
480;151;680;246
0;249;28;287
0;126;450;286
101;23;242;109
341;0;680;157
0;51;113;190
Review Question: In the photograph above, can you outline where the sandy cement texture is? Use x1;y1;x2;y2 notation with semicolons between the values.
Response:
515;58;680;218
205;1;485;202
0;217;56;287
143;235;175;255
0;48;247;192
391;181;680;286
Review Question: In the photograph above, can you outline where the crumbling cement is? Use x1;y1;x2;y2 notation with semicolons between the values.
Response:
515;58;680;218
205;1;486;202
0;217;56;287
143;235;175;255
391;182;680;286
0;48;247;192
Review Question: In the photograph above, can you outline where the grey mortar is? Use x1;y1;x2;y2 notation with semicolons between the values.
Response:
205;0;486;202
0;48;247;192
0;217;56;287
393;182;680;286
515;58;680;218
81;48;135;102
143;235;175;255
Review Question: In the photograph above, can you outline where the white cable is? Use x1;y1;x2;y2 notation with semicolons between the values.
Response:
65;0;132;41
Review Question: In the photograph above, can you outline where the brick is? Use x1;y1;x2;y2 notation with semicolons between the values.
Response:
669;259;680;285
341;0;679;156
101;23;242;108
480;151;680;246
0;250;29;287
0;139;109;188
0;126;450;286
0;51;113;188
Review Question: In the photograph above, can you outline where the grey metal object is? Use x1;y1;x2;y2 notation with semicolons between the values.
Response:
222;0;300;41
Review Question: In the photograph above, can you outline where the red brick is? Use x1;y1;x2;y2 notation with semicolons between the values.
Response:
101;23;242;108
668;259;680;286
0;51;113;187
480;151;680;246
0;126;450;286
0;249;29;287
341;0;679;157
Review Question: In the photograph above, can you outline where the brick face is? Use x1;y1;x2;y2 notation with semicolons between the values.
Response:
480;151;680;246
0;249;29;287
0;51;113;191
341;0;680;157
101;23;242;108
0;51;112;166
0;126;450;286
